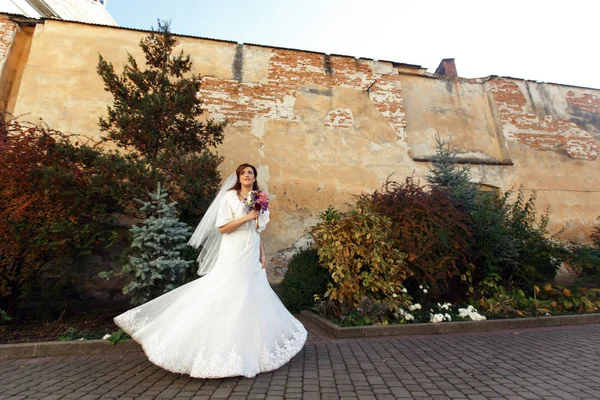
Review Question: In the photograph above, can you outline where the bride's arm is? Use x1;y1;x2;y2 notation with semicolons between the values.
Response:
218;209;259;234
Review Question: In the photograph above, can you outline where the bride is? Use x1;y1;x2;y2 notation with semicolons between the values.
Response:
114;163;307;379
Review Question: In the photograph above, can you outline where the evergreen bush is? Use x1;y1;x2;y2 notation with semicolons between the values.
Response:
101;183;193;305
279;248;330;313
426;135;566;292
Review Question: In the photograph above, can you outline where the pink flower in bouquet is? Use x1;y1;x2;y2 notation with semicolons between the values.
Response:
243;190;269;213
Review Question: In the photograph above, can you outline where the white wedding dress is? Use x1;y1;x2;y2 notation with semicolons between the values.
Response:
114;190;307;379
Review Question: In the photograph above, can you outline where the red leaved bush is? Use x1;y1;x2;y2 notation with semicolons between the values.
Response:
0;113;147;309
369;178;472;296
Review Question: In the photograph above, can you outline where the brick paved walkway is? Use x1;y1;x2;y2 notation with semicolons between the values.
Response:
2;322;600;400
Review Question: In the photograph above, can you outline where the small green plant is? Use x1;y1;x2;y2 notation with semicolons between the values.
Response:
313;297;396;327
107;329;130;345
538;283;600;313
279;248;330;313
0;309;11;322
57;327;105;341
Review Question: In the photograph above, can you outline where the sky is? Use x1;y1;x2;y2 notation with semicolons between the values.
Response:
106;0;599;89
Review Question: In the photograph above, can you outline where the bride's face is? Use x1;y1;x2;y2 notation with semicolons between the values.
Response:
239;167;256;187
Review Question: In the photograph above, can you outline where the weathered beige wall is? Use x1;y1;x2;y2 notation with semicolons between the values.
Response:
400;76;511;163
3;17;599;281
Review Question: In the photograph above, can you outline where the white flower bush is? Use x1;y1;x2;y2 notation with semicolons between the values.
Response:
388;282;489;325
430;313;452;323
458;305;486;321
394;307;415;322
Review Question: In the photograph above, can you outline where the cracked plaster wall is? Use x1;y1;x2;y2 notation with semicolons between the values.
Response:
2;19;599;281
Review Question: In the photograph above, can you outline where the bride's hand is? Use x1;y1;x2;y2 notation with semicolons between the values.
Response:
260;256;267;269
246;209;260;221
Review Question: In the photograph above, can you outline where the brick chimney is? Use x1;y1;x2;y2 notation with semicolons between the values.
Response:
435;58;458;77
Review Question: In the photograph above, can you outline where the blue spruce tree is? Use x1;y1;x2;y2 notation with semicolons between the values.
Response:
122;182;193;305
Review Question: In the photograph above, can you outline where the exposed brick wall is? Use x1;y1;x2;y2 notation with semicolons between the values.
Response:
488;78;598;161
434;59;458;77
198;49;408;151
566;91;600;114
0;15;18;77
324;108;353;129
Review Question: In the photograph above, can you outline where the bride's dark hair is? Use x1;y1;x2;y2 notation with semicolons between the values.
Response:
228;163;260;192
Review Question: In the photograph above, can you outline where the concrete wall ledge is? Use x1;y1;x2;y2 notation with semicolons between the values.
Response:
300;310;600;339
2;312;599;360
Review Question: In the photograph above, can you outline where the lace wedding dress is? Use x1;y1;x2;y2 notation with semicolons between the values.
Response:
114;190;307;379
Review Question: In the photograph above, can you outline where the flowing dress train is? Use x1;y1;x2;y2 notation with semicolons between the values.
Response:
114;190;307;378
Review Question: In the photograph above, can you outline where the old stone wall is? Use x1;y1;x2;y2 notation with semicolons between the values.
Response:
2;17;599;282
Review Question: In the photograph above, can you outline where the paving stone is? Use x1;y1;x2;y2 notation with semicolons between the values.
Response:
3;324;600;399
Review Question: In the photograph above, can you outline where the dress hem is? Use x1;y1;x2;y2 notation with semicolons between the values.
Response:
115;318;308;379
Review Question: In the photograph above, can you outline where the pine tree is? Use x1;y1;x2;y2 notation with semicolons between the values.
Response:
96;19;224;226
122;182;193;305
425;135;478;212
97;20;225;177
426;135;519;282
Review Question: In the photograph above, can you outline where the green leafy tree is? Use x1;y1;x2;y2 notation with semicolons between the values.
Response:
103;183;193;305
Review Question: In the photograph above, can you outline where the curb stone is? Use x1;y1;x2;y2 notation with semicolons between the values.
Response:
3;312;599;360
300;310;600;338
0;339;142;360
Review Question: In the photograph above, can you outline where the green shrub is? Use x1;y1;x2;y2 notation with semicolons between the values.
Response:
279;248;330;313
469;191;519;282
502;188;566;290
590;217;600;249
566;243;600;277
311;201;408;308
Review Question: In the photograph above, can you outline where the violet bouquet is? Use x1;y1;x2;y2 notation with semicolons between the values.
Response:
243;191;269;229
